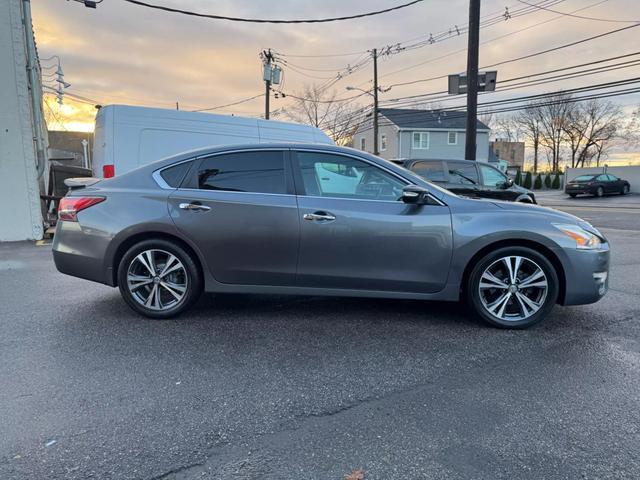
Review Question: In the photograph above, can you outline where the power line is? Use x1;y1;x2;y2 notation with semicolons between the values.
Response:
327;77;640;131
121;0;424;24
517;0;639;23
377;0;609;87
193;94;266;112
380;51;640;106
386;20;640;89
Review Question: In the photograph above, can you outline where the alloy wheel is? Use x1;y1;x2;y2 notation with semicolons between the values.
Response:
126;249;188;311
478;256;548;322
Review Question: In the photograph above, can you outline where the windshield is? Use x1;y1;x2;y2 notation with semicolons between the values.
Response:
572;175;596;182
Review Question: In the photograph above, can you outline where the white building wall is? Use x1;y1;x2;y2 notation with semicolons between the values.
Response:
0;0;44;241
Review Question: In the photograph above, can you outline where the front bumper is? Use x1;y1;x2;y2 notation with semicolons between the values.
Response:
560;245;610;305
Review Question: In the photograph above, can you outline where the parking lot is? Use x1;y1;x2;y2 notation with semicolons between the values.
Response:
1;197;639;480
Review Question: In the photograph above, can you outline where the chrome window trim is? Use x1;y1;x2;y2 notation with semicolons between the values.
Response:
152;146;446;206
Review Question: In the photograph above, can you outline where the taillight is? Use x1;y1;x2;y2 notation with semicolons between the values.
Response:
58;197;105;222
103;165;115;178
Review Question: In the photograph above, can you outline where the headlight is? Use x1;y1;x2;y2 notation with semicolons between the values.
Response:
553;224;603;249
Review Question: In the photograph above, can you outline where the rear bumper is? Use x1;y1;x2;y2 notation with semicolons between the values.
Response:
561;246;610;306
52;221;111;285
565;186;593;195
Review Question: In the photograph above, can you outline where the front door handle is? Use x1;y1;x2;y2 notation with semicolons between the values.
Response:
179;202;211;212
303;211;336;222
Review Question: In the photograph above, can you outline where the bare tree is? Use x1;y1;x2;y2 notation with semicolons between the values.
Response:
534;93;573;172
283;85;363;146
565;99;622;168
492;114;523;142
514;105;543;173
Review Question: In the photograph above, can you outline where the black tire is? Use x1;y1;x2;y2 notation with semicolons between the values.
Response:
621;185;629;195
467;246;559;329
517;196;533;204
117;239;202;319
595;186;604;198
569;193;577;198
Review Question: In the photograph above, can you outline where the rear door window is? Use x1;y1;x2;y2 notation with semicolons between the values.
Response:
194;151;287;194
447;162;479;185
411;161;446;183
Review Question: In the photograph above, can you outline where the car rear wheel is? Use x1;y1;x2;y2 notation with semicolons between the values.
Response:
467;247;559;329
569;193;577;198
621;185;630;195
117;239;202;319
595;186;604;197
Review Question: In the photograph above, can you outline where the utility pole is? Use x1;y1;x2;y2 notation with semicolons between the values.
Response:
263;49;273;120
372;48;379;155
464;0;481;160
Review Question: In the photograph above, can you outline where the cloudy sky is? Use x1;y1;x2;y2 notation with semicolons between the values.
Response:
33;0;640;163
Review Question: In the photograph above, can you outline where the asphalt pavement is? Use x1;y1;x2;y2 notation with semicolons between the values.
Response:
1;200;639;480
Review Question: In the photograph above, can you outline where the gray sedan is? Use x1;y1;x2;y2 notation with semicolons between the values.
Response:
53;144;610;328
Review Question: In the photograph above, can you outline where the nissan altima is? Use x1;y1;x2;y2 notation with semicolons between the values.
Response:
53;144;610;329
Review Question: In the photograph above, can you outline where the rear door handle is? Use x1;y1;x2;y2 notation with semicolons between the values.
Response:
179;202;210;212
303;211;336;222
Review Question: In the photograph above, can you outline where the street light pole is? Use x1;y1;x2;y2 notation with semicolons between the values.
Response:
372;48;379;156
465;0;481;160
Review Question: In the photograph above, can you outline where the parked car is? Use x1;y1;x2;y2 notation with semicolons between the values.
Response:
565;173;631;198
53;144;609;329
394;158;536;203
93;105;333;179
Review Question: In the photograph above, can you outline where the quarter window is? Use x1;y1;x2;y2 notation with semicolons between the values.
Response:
411;161;446;183
412;132;429;150
296;152;405;201
447;162;479;185
196;151;286;194
160;161;191;187
447;132;457;145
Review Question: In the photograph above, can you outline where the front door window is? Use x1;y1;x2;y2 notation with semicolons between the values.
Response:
296;151;405;201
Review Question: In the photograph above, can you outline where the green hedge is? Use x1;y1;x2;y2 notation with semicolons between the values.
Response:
552;174;561;189
523;171;533;189
533;174;543;189
544;174;552;188
515;170;522;186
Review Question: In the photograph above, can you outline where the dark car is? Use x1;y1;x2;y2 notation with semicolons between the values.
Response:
394;159;536;203
565;173;631;198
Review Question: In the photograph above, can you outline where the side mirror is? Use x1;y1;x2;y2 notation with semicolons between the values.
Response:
503;177;514;188
402;185;430;205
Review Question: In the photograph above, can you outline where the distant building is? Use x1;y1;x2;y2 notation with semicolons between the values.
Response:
352;108;491;162
490;140;525;168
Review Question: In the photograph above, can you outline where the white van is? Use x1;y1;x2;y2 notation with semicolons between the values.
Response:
93;105;334;178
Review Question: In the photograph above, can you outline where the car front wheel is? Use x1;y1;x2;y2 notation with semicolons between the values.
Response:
621;185;630;195
595;186;604;197
117;239;202;319
468;247;559;329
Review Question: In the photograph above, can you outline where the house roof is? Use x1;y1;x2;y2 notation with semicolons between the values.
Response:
378;108;490;130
